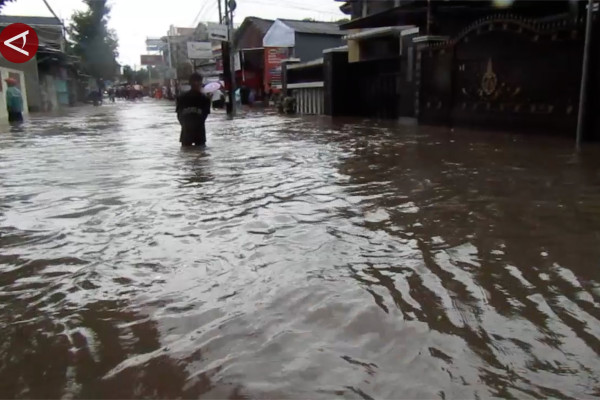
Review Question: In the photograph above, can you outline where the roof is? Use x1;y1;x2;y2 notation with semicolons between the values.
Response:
340;0;574;30
279;19;344;36
245;16;274;35
287;57;324;70
233;17;274;49
0;15;62;26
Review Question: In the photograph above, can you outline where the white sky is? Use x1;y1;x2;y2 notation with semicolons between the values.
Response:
2;0;345;67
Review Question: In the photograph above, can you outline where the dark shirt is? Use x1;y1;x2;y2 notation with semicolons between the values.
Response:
176;90;211;145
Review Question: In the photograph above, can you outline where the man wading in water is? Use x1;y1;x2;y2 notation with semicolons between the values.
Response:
176;73;211;147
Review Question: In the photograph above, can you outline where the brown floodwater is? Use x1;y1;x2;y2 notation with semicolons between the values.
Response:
1;101;600;399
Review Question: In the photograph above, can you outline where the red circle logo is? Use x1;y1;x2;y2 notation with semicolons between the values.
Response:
0;23;39;64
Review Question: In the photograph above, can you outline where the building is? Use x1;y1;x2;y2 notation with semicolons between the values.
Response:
163;23;219;88
0;15;77;113
233;17;274;100
262;19;345;90
329;0;600;138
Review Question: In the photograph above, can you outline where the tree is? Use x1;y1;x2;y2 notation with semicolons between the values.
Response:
68;0;119;82
121;65;134;84
302;18;316;22
336;18;350;24
0;0;15;9
134;68;153;85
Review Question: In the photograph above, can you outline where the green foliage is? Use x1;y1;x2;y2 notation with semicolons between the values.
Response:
302;18;316;22
336;18;350;24
121;65;159;85
121;65;134;83
68;0;119;81
134;69;147;84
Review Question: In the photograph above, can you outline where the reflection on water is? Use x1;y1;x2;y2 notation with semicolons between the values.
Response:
1;101;600;398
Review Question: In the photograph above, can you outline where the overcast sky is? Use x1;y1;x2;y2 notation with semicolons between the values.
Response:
2;0;345;67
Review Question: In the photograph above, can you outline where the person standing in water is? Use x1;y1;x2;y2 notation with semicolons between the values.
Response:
176;73;211;147
5;78;23;124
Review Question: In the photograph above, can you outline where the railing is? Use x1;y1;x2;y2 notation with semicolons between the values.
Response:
289;82;325;115
285;59;325;115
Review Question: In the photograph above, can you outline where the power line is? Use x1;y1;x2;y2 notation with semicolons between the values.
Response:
41;0;65;27
242;0;344;16
198;2;219;23
191;0;213;27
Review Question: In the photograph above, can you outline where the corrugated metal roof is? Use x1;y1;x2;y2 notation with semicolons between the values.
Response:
248;17;274;35
279;19;344;36
233;17;274;49
0;15;62;26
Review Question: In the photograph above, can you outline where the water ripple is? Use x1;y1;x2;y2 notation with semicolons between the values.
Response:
1;102;600;398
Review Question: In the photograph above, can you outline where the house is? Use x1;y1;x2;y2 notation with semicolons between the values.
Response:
262;19;345;90
0;15;71;113
232;17;274;99
331;0;599;138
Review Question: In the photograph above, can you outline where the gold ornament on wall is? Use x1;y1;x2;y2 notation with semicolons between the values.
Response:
481;59;498;96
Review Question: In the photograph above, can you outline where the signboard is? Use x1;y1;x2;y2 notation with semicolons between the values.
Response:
140;54;164;66
187;41;213;60
264;47;289;91
208;22;229;41
145;38;163;52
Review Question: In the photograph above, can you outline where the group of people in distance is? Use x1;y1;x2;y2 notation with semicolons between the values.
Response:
112;86;144;101
4;71;223;148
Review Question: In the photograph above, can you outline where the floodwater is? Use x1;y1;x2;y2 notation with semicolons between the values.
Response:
1;101;600;399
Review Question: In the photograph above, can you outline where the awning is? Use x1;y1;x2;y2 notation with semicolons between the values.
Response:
344;26;415;40
323;45;348;54
287;58;324;70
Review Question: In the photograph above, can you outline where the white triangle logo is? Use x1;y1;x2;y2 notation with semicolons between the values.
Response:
4;30;29;56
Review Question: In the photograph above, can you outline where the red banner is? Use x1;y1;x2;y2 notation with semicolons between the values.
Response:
264;47;289;92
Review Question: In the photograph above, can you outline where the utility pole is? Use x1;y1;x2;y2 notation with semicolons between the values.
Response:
228;1;237;116
166;34;174;98
576;0;595;150
221;0;235;116
218;0;222;24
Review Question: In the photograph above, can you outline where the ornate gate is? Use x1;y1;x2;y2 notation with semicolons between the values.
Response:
419;15;585;135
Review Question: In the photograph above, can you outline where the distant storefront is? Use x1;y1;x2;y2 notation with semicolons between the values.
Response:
263;47;290;91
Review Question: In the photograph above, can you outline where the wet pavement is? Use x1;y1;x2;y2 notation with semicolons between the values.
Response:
1;100;600;398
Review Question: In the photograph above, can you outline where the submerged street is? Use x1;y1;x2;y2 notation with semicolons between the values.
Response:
1;101;600;398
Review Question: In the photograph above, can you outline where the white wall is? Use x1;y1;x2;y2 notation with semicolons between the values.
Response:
263;20;295;48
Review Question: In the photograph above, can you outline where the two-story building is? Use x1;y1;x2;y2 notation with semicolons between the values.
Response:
331;0;599;138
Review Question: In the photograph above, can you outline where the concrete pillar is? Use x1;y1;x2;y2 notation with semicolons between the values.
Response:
281;58;300;96
324;49;350;116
